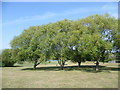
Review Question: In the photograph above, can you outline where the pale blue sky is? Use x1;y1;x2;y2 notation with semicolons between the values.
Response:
2;2;118;49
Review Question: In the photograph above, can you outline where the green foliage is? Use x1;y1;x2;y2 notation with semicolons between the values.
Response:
113;33;120;60
0;49;16;67
10;13;118;69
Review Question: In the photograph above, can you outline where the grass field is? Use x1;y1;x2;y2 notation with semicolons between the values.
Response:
2;61;119;88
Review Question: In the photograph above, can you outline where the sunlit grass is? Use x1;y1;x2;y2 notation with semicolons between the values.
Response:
2;61;119;88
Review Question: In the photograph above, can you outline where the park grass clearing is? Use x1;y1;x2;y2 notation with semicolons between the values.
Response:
2;61;119;88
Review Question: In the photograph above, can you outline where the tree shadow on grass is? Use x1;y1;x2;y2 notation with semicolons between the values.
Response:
21;65;120;73
1;65;23;67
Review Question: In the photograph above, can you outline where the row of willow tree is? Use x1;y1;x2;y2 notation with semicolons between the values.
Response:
1;13;119;71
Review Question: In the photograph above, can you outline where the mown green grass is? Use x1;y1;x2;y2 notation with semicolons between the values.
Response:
2;61;119;88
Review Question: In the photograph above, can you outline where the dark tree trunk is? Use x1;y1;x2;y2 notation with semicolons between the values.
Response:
78;61;81;67
58;60;65;70
95;61;99;71
33;60;37;69
60;65;64;70
101;50;105;64
62;62;65;66
60;62;65;70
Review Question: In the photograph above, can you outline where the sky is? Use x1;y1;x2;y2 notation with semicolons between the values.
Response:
1;2;118;49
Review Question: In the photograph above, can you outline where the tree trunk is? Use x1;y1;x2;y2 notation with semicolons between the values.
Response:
33;60;37;69
58;60;65;70
95;61;99;71
60;65;64;70
60;62;65;70
101;50;105;64
78;61;81;67
62;62;65;66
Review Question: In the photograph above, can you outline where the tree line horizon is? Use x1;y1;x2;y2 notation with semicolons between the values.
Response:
0;13;119;71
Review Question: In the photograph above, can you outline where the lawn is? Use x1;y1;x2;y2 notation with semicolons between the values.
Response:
1;61;119;88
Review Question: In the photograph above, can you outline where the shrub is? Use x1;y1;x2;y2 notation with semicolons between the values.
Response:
0;49;16;67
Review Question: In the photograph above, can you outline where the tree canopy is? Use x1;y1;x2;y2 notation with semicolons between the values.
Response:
9;13;118;70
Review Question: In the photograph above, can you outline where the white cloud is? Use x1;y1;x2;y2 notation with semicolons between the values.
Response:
2;7;99;26
3;3;118;26
61;7;97;16
102;4;118;10
101;3;118;18
3;12;57;26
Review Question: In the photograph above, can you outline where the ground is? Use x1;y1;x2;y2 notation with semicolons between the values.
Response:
1;61;119;88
